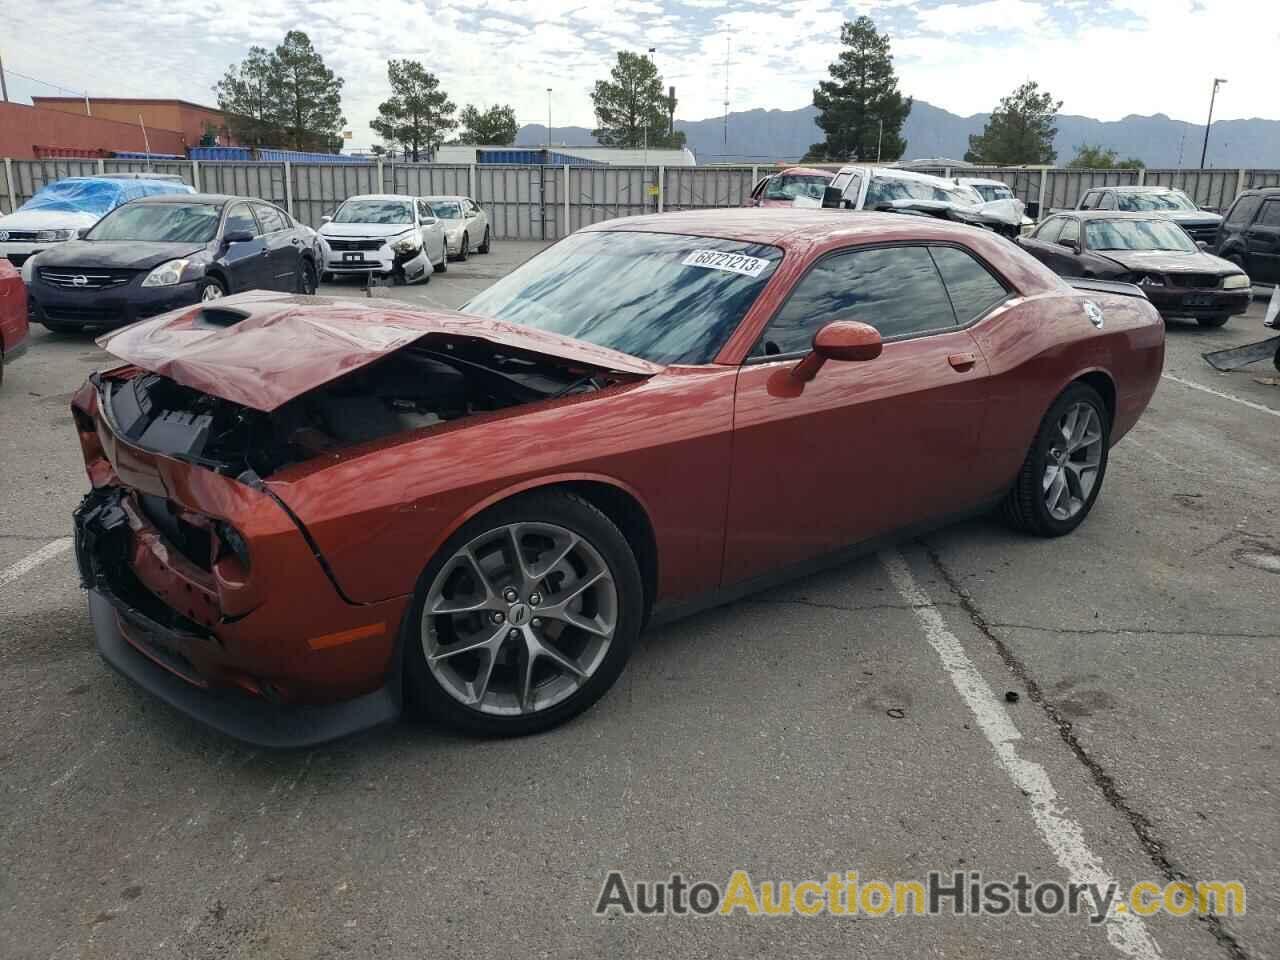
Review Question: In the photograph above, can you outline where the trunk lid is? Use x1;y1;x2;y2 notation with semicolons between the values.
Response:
95;291;664;412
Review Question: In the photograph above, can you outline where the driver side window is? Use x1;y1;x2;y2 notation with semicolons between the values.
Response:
1059;219;1081;245
224;203;260;237
754;246;957;357
417;200;433;221
1098;192;1117;210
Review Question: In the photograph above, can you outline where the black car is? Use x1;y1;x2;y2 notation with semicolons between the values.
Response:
1018;211;1252;327
27;194;319;332
1216;187;1280;285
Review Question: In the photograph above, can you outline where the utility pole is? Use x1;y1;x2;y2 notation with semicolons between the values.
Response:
1200;77;1226;169
877;119;884;163
546;88;552;149
722;36;731;148
0;51;8;102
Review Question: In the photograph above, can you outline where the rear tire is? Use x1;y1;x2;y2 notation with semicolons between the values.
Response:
433;256;447;273
404;491;642;737
456;233;469;262
1196;314;1230;328
1002;383;1111;538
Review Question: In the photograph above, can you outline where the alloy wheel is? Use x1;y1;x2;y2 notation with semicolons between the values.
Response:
1042;402;1103;521
421;522;617;716
201;283;224;302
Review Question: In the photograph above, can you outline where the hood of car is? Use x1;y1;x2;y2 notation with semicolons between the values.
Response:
320;222;415;239
0;209;100;233
96;290;665;412
1161;210;1223;225
1092;249;1236;274
33;240;209;270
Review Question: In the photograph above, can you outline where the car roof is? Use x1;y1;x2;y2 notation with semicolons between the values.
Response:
585;208;1009;248
775;166;833;178
958;177;1010;187
127;193;244;205
421;195;467;201
341;194;417;201
1101;186;1184;194
1051;210;1177;221
1239;187;1280;197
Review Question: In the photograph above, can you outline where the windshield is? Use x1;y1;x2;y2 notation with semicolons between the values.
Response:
462;230;782;364
764;174;832;201
86;203;221;243
1085;218;1196;252
1116;191;1196;212
866;175;974;206
333;199;414;224
428;201;463;219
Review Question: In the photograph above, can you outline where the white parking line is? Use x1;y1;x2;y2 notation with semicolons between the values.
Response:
1162;373;1280;418
881;550;1162;960
0;537;74;588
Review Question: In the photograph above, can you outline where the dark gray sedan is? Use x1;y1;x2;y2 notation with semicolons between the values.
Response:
26;194;320;332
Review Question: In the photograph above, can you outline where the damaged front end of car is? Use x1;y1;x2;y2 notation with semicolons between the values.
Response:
71;292;660;745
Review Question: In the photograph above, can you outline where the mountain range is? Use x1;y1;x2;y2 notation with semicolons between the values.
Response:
518;100;1280;168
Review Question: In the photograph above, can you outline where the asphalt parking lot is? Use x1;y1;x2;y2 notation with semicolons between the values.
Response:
1;240;1277;960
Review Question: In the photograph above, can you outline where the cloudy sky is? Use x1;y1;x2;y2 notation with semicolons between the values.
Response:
5;0;1276;149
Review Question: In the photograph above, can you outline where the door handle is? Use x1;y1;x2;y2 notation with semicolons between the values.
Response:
948;352;977;371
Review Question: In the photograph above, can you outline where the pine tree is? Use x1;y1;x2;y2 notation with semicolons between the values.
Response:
965;82;1062;165
809;17;912;162
370;60;457;162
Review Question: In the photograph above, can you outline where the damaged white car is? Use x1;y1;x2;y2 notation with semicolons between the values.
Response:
795;166;1027;238
318;195;447;284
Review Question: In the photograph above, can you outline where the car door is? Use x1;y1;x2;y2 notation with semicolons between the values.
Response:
1018;216;1082;275
416;200;443;264
1245;199;1280;282
219;202;271;292
251;202;299;290
465;198;486;240
722;243;996;585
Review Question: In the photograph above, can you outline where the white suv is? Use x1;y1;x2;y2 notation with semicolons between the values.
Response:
318;195;447;284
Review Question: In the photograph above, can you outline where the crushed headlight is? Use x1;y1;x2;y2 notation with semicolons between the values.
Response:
1137;274;1165;287
141;259;191;287
390;232;421;254
35;229;75;243
1222;273;1251;290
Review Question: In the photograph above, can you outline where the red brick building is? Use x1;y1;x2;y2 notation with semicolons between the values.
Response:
0;98;238;160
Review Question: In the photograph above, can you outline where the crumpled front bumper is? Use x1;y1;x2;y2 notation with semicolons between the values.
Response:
74;485;404;748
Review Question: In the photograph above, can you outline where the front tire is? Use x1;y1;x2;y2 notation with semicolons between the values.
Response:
405;491;642;737
1196;314;1230;328
297;259;318;295
1002;383;1110;537
199;277;227;302
478;227;491;254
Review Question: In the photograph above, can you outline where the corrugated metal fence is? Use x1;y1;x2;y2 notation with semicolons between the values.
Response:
4;157;1280;239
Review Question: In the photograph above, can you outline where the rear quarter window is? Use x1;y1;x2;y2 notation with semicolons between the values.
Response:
929;246;1009;323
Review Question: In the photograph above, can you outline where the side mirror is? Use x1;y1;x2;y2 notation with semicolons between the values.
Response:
1058;238;1080;253
821;186;843;209
792;321;882;382
320;214;333;224
224;230;255;245
1196;240;1209;251
76;227;91;239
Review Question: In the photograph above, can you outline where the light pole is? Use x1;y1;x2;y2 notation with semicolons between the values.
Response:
644;48;655;209
1199;77;1226;169
877;119;883;163
546;88;552;149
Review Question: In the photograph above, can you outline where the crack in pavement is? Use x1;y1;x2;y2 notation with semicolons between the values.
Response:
750;597;965;614
985;622;1280;641
920;539;1252;960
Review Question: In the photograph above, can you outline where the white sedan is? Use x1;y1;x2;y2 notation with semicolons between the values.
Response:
318;195;447;284
423;196;491;261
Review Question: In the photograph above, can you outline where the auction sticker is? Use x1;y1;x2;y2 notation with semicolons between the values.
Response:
682;249;770;278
